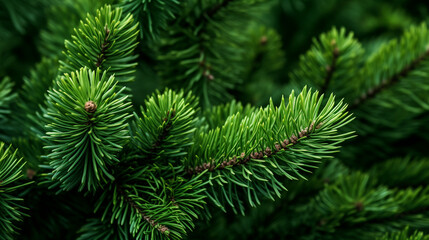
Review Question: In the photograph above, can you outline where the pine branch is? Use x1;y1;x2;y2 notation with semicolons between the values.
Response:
134;89;198;162
60;5;139;83
290;27;363;98
0;143;31;240
351;48;429;109
44;68;132;191
187;122;321;175
119;186;170;235
157;0;267;107
185;87;354;214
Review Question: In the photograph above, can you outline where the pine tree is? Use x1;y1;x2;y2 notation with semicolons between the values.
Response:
1;0;429;239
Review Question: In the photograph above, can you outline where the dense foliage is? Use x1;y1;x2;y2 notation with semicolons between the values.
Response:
1;0;429;239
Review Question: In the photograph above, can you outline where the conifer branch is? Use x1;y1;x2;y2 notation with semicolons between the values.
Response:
119;187;170;235
351;48;429;109
187;122;321;175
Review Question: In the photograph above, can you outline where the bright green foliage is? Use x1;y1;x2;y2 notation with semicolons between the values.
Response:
186;87;354;214
0;143;29;240
119;0;180;43
44;67;132;191
157;0;267;107
60;5;139;83
134;89;199;161
290;27;364;98
379;227;429;240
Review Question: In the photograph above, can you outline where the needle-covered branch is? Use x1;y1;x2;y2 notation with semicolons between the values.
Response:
157;0;267;107
290;27;364;98
0;143;30;240
133;89;199;162
185;87;354;214
95;165;206;240
44;68;132;191
60;5;139;83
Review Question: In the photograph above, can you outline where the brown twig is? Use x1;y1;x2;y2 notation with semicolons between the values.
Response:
95;25;111;68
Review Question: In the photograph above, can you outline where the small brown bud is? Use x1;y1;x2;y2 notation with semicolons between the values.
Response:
330;39;336;46
207;74;214;81
326;65;332;72
265;147;272;156
282;139;290;147
290;135;298;144
159;225;169;234
333;47;339;56
85;101;97;113
240;152;246;158
275;144;281;151
355;201;364;211
26;169;36;179
260;36;268;45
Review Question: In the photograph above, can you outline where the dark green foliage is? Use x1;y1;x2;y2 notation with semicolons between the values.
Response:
157;0;268;107
77;218;130;240
38;0;104;58
60;5;140;83
0;77;17;142
44;68;132;191
0;143;29;240
290;27;364;98
3;0;429;239
95;165;206;240
119;0;180;43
